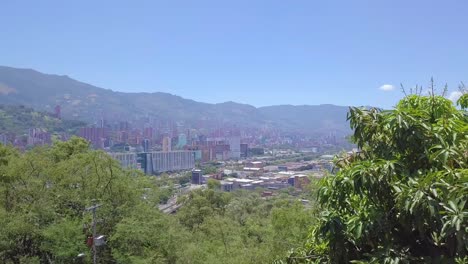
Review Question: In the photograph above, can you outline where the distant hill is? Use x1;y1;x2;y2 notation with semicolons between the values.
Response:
258;104;350;135
0;66;351;135
0;104;85;136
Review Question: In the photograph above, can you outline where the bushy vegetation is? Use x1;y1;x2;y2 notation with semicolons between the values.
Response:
0;137;315;263
283;94;468;263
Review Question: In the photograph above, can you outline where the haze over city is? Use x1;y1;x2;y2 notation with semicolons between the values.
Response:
1;0;467;108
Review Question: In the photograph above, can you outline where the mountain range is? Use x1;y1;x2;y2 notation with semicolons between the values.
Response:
0;66;351;136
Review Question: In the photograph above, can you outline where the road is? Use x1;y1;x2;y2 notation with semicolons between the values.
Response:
158;184;205;214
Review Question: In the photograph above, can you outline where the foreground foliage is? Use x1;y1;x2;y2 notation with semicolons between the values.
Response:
284;94;468;263
0;137;315;263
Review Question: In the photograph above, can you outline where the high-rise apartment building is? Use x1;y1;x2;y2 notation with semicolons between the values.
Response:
142;139;150;152
227;136;241;159
240;143;248;158
162;136;172;152
151;151;194;173
79;127;108;149
176;134;187;149
143;127;154;140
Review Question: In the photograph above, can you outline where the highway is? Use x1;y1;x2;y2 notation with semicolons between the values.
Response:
158;184;205;214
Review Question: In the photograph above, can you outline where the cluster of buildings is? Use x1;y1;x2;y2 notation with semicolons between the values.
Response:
0;106;345;178
1;128;73;150
76;115;348;157
27;128;52;146
0;127;68;149
78;119;248;160
219;174;311;192
0;105;68;149
77;120;253;173
191;167;314;193
190;158;333;195
106;131;246;174
186;135;245;162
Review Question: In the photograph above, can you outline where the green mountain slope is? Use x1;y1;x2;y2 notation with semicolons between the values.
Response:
0;104;85;136
0;66;350;135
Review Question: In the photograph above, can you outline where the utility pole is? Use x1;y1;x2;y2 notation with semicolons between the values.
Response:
85;203;101;264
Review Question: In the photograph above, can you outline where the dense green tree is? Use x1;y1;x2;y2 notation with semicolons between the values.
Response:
207;178;221;190
176;189;317;263
0;137;159;263
177;189;232;230
177;172;192;185
40;219;88;262
110;204;188;264
284;94;468;263
271;202;315;254
202;165;218;175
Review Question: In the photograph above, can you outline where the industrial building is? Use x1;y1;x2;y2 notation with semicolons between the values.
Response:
109;152;139;170
138;151;195;174
110;150;195;175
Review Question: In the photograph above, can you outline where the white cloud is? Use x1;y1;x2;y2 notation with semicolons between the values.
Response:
448;91;463;102
379;84;396;91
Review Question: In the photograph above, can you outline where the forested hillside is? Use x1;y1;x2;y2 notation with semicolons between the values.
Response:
0;104;85;135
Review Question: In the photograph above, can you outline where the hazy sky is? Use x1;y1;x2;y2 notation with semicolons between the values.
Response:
1;0;467;108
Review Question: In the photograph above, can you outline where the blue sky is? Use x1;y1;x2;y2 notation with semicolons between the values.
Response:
1;0;467;108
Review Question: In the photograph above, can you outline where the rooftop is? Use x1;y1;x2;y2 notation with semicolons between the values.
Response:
243;167;262;171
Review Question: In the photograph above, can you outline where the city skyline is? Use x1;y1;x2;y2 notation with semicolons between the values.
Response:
1;1;467;109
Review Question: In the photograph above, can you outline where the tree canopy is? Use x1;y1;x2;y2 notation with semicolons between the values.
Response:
283;94;467;263
0;137;316;263
0;137;162;263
